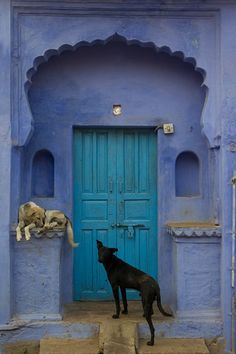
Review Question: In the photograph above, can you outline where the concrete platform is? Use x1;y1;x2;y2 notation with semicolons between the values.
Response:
63;301;222;340
0;302;223;353
139;338;209;354
39;337;99;354
62;302;210;354
3;340;40;354
2;338;212;354
63;300;171;323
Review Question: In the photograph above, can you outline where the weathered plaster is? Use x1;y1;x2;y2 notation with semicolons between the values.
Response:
172;235;221;317
219;7;236;353
138;319;223;339
0;321;99;349
13;233;64;321
0;0;12;326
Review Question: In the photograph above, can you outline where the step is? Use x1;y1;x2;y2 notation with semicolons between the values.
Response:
39;337;99;354
3;340;40;354
99;320;138;354
2;336;211;354
138;338;209;354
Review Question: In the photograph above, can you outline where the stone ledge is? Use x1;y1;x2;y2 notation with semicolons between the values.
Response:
11;225;65;240
166;222;221;238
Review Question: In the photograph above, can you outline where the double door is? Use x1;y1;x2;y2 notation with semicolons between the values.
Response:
73;128;157;300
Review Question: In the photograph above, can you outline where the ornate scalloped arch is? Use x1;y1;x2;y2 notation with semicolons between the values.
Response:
23;33;209;145
25;33;207;87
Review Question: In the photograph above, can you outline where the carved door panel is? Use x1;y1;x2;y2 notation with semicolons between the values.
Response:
73;129;157;300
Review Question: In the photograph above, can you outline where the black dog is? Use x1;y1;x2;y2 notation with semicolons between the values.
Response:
96;240;172;346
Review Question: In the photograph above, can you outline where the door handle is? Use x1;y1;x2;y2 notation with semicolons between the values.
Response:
111;223;145;239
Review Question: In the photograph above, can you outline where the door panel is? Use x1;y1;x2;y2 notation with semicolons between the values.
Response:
73;129;157;300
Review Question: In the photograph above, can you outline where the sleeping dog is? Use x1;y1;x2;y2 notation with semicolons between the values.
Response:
16;201;79;248
96;240;172;346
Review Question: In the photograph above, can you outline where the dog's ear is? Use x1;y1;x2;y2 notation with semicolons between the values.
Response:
111;248;118;253
24;202;32;210
96;240;103;249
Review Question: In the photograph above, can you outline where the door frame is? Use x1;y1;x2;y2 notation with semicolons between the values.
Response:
72;126;159;300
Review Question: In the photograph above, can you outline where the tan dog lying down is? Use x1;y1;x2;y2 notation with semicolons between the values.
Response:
16;202;79;248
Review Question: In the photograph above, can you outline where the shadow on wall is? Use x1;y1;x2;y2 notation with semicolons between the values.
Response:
27;39;206;127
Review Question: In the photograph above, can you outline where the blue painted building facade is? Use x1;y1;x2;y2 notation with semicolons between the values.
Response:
0;0;236;352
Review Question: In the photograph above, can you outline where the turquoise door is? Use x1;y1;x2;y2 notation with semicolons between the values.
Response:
73;129;157;300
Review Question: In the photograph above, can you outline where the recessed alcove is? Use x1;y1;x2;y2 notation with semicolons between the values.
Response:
32;149;54;197
175;151;200;197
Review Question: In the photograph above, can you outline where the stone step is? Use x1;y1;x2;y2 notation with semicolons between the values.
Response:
3;336;211;354
39;337;99;354
138;338;210;354
3;340;40;354
99;320;138;354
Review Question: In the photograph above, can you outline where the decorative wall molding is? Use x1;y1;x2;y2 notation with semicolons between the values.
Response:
11;0;235;10
167;223;222;238
11;227;65;240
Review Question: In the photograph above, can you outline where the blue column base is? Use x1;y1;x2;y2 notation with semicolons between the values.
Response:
12;231;64;321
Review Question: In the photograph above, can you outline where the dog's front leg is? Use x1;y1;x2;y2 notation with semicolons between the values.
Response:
120;287;128;314
112;286;120;319
16;221;24;241
24;223;36;241
38;222;57;234
47;222;58;229
37;225;47;234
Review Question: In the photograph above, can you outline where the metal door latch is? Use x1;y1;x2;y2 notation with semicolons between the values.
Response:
111;223;145;239
111;223;145;228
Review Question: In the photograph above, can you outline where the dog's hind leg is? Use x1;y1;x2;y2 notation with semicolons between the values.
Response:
142;298;153;317
112;286;121;319
143;304;155;346
120;287;128;314
141;286;155;346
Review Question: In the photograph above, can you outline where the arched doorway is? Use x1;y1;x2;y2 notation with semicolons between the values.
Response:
27;34;206;301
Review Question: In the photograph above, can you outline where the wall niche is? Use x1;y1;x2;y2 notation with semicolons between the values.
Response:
175;151;200;197
32;149;54;197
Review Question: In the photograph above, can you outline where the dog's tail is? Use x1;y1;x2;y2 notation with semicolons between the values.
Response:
156;295;173;317
66;218;79;248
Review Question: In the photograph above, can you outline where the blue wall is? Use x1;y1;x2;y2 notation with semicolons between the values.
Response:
17;39;212;306
1;1;236;352
0;0;12;326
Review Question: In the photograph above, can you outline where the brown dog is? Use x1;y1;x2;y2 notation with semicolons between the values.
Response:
16;202;78;248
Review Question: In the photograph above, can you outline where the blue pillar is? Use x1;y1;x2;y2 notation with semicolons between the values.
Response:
0;0;11;325
221;8;236;353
